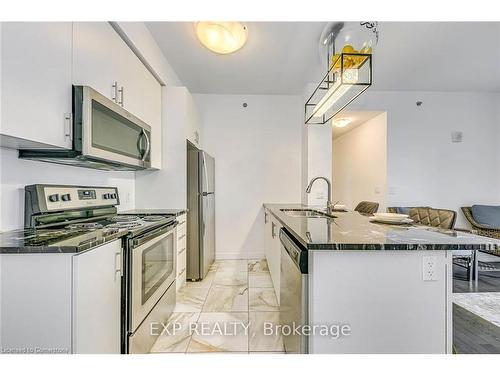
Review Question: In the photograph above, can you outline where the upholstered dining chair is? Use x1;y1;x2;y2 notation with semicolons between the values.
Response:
354;201;379;216
408;207;457;230
387;206;430;215
460;206;500;280
461;206;500;241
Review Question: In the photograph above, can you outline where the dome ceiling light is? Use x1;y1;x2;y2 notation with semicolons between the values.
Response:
195;22;248;54
332;117;352;128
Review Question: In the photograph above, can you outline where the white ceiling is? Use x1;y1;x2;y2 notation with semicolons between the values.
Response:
146;22;327;94
147;22;500;95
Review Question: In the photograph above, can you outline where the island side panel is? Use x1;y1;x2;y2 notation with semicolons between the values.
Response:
308;249;452;354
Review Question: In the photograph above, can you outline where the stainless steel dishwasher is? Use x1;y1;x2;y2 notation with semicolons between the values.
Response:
279;228;309;354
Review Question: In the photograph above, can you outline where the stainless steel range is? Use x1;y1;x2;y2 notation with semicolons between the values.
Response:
23;184;178;354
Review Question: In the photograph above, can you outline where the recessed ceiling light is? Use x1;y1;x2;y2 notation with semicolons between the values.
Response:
195;22;248;55
332;118;352;128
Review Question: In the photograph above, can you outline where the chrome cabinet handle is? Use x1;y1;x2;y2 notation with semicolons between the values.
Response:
64;113;73;142
178;247;186;255
179;220;186;226
178;234;186;241
264;211;268;224
271;222;276;238
118;86;124;107
112;81;118;102
178;267;186;277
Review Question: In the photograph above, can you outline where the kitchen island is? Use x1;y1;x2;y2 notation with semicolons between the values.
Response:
263;204;500;354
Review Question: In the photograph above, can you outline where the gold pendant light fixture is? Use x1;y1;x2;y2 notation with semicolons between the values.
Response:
305;22;378;125
195;22;248;54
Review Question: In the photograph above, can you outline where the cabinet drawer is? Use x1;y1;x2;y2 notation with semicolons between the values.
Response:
177;214;187;226
177;226;186;242
177;254;186;279
177;240;186;256
176;269;186;292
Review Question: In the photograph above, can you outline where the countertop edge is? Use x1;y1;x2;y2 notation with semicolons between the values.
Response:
263;203;500;251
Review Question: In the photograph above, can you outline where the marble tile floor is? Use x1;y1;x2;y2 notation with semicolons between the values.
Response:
150;259;285;354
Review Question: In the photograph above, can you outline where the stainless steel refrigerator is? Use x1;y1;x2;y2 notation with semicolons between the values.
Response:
187;142;216;280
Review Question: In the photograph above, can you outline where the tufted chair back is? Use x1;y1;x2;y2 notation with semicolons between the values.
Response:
354;201;379;215
408;207;457;230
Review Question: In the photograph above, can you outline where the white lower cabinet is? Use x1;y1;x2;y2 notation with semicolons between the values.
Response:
264;209;281;303
0;240;123;354
72;240;122;354
176;213;187;291
0;22;73;149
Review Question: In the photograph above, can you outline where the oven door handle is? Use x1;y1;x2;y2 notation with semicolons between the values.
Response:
133;222;177;247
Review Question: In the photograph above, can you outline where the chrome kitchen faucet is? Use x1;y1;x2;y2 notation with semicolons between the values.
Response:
306;177;334;215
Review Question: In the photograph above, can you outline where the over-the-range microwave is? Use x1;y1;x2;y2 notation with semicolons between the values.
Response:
19;86;152;170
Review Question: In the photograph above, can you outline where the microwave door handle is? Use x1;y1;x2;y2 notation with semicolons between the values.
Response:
141;130;151;161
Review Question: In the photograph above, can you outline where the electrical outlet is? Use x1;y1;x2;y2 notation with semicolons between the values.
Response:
422;256;438;281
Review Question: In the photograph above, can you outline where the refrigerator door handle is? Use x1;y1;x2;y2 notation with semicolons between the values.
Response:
202;152;209;193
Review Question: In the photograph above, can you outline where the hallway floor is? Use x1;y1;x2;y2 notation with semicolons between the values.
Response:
150;259;284;354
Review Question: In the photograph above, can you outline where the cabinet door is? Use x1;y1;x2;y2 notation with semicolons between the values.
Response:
117;49;162;169
176;214;187;291
72;240;122;354
1;22;72;149
270;218;281;304
72;22;123;102
264;210;272;262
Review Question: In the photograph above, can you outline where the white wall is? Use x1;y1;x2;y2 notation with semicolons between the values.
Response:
0;148;135;230
302;83;333;207
347;91;500;227
307;126;333;206
135;86;200;209
333;112;387;211
193;94;303;259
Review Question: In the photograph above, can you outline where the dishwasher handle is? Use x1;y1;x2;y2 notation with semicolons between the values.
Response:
279;228;308;274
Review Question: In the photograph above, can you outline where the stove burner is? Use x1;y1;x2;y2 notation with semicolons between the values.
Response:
66;222;104;230
106;222;143;229
141;215;165;222
111;215;140;222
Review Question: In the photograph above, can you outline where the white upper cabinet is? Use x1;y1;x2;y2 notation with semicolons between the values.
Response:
1;22;162;168
72;22;123;101
118;50;162;169
73;22;162;169
1;22;73;149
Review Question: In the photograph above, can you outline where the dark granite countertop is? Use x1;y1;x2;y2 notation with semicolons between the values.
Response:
0;228;128;254
120;208;187;217
264;203;500;251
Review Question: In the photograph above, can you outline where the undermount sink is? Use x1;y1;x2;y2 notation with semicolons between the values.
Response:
280;209;336;219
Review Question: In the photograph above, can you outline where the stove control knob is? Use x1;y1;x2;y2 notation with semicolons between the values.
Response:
110;193;117;199
103;193;111;199
48;194;59;202
61;194;71;201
